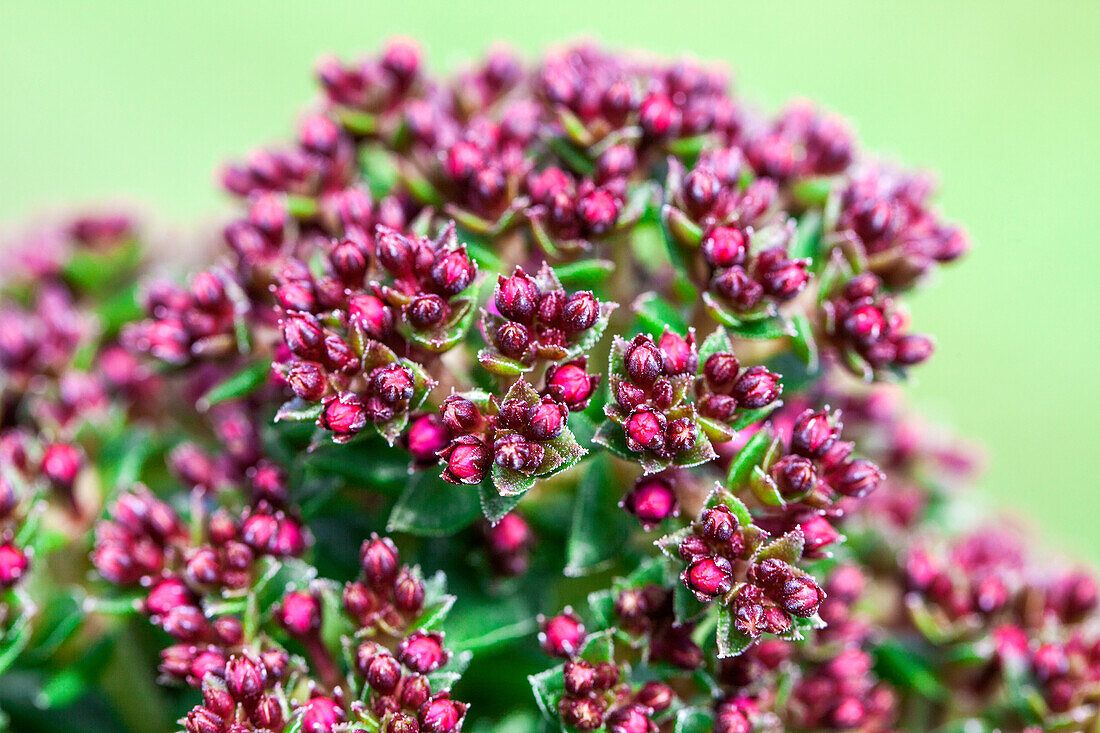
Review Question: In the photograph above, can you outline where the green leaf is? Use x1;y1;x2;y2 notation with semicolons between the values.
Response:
792;177;835;209
755;529;805;565
554;259;615;289
662;204;703;248
477;349;531;376
697;326;733;365
703;484;753;527
655;527;694;561
873;638;947;700
250;557;317;625
478;481;525;524
789;312;819;371
198;360;270;410
564;455;624;577
726;430;774;491
529;665;567;728
632;291;688;335
62;238;143;294
715;606;754;658
728;314;796;341
0;613;34;676
730;403;781;432
387;473;481;537
697;415;736;443
491;463;536;498
674;708;716;733
591;419;634;460
789;210;823;260
409;570;456;631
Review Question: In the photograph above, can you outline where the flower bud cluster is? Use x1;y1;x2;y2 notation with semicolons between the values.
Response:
837;165;968;288
182;652;288;733
822;272;934;375
435;382;572;486
556;657;672;732
613;584;704;670
481;263;612;370
124;270;241;364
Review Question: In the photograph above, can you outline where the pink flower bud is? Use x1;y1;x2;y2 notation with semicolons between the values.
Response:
833;458;884;498
525;396;567;441
398;631;449;674
639;93;679;138
440;395;481;434
778;575;826;617
562;291;599;332
791;409;837;459
496;269;541;322
365;652;403;694
224;654;267;705
701;506;739;543
278;590;321;637
418;695;467;733
439;435;491;485
430;247;476;296
624;335;663;386
495;321;531;359
0;543;29;588
682;555;733;601
732;366;781;408
41;443;83;489
702;227;748;269
370;364;415;404
621;478;678;530
493;434;545;473
606;704;655;733
577;189;619;236
348;293;394;340
406;294;446;329
665;417;699;454
299;696;344;733
318;392;367;441
539;610;585;657
625;407;667;453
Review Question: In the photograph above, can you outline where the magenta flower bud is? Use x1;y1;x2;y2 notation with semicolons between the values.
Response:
360;534;400;587
546;362;598;411
0;543;29;588
318;392;367;441
636;681;675;713
440;395;481;434
563;659;597;695
418;695;467;733
894;334;934;365
770;454;818;499
665;417;699;454
624;335;663;387
539;610;585;658
430;247;476;296
703;352;741;389
496;269;541;322
399;673;432;710
526;397;567;441
366;653;403;694
682;168;720;217
639;93;679;138
241;513;278;552
843;303;886;345
387;713;419;733
778;575;826;617
224;654;266;705
712;267;764;311
445;141;483;182
282;312;325;359
406;294;446;329
559;696;606;732
190;271;227;311
375;228;415;277
274;281;316;312
731;366;782;409
682;555;733;601
406;414;449;463
322;335;358;375
800;516;841;557
678;534;710;560
606;704;655;733
493;434;545;473
973;575;1009;614
537;289;566;326
0;478;16;521
495;321;531;359
348;293;394;340
833;458;885;498
577;189;619;236
439;435;491;485
658;330;696;375
621;478;678;530
562;291;599;333
277;590;321;637
145;577;194;617
791;409;837;458
184;707;223;733
714;705;751;733
394;568;426;612
702;227;748;269
398;631;449;674
625;407;667;453
615;381;647;411
160;605;209;642
299;696;344;733
758;252;810;300
286;361;327;401
596;144;637;183
41;443;83;489
329;239;368;285
497;398;529;431
370;364;415;405
701;505;739;542
651;378;674;410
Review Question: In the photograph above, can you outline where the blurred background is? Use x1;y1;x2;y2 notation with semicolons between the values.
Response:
0;0;1096;563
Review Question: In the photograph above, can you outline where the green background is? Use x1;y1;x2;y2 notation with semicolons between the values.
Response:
1;1;1096;563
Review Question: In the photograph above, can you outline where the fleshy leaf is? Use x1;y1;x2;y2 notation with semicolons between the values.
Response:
789;210;824;259
478;481;524;524
477;348;531;376
754;529;805;565
716;606;755;658
409;570;456;631
632;291;688;335
674;708;716;733
565;455;628;577
554;259;614;289
197;361;270;410
491;463;536;497
275;398;323;423
387;473;481;537
789;312;819;371
726;429;774;491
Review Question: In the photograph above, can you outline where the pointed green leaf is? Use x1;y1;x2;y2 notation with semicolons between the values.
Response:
726;430;773;491
716;606;754;658
387;474;481;537
198;360;270;410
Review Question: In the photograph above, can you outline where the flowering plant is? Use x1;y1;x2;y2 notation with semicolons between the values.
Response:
0;40;1095;733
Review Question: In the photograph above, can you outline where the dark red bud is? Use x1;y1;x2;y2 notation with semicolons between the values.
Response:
439;436;491;485
440;396;481;434
366;653;403;694
625;407;667;453
370;363;415;404
702;227;748;269
360;535;400;588
496;269;541;321
525;397;567;441
539;611;585;658
430;247;476;297
0;544;29;588
418;695;467;733
562;291;599;332
495;321;531;359
894;334;934;365
318;392;367;441
493;434;545;473
833;458;884;498
282;312;325;359
682;555;733;601
791;409;837;458
731;366;781;408
406;294;447;329
770;454;818;499
622;478;678;530
349;293;394;340
624;336;663;387
704;352;740;388
546;362;598;410
278;590;321;637
398;631;449;674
